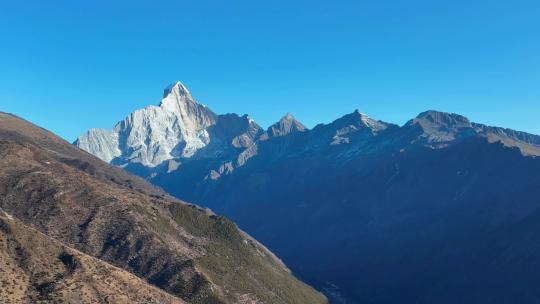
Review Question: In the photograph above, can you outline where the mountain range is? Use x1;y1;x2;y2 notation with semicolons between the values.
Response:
76;82;540;303
0;111;326;303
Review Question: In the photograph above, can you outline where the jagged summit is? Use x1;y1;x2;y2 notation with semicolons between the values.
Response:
282;112;295;121
76;82;261;168
159;81;200;113
76;82;217;167
329;109;390;132
163;81;191;98
267;113;307;137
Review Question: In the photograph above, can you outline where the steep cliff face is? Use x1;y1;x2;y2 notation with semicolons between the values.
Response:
75;81;263;168
0;112;327;304
75;82;218;166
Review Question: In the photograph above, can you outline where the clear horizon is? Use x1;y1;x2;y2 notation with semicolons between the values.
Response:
1;1;539;140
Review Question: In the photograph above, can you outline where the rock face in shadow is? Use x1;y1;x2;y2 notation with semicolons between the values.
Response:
171;111;540;304
0;112;327;304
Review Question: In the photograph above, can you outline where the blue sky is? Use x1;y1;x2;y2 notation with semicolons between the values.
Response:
1;0;539;141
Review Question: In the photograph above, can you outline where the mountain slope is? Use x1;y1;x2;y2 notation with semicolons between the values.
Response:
0;211;185;304
184;112;540;304
0;112;326;304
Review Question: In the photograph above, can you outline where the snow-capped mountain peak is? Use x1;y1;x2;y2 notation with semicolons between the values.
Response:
76;82;218;167
159;81;198;112
163;81;191;98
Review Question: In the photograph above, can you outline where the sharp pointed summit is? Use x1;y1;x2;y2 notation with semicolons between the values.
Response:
163;81;191;98
159;81;200;112
76;81;218;167
328;109;390;133
267;113;307;137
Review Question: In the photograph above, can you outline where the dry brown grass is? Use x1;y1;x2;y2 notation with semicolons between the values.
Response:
0;213;184;303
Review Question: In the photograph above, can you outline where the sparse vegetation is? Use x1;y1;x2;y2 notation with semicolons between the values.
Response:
0;112;326;303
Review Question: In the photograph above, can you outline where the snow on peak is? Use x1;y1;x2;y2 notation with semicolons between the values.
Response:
76;81;218;167
163;81;190;98
343;110;381;127
159;81;202;114
280;113;295;122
